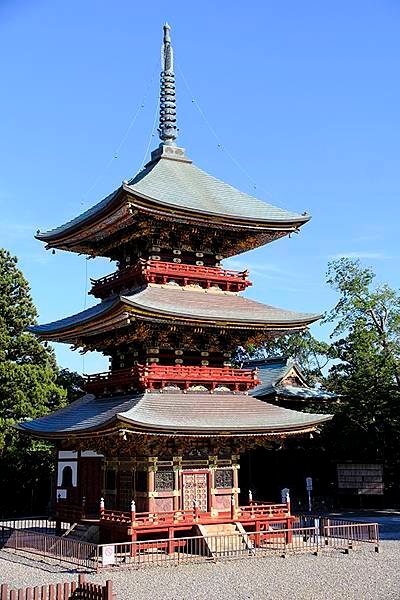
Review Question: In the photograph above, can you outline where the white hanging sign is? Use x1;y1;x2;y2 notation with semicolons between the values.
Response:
102;544;116;566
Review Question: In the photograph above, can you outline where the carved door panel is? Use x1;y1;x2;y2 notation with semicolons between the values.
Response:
182;472;208;512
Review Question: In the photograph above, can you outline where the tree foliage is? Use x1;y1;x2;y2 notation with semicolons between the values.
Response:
322;259;400;475
324;257;400;388
0;249;68;514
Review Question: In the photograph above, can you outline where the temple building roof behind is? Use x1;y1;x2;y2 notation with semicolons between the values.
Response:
244;356;337;401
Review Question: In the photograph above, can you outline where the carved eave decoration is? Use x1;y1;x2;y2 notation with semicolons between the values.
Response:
36;300;311;348
44;426;318;457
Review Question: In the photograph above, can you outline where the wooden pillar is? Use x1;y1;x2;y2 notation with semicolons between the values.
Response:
208;455;218;517
147;457;157;513
168;527;174;556
173;456;182;511
232;455;240;510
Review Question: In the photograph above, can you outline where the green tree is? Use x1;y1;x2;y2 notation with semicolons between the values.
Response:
56;368;84;403
0;249;67;514
323;258;400;496
325;257;400;388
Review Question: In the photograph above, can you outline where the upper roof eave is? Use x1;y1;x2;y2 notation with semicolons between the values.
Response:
123;185;311;229
35;187;124;242
33;160;311;245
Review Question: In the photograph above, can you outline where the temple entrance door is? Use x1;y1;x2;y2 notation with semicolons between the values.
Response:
79;458;102;516
181;471;209;512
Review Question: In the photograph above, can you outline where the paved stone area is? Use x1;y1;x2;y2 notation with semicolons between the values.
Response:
0;541;399;600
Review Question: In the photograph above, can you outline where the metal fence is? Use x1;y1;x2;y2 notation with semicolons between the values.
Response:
0;518;379;572
2;527;97;570
95;520;379;570
0;517;70;534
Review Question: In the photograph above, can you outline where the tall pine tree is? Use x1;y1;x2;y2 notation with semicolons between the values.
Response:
0;249;67;515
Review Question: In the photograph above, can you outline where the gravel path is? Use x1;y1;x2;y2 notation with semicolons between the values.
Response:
1;542;399;600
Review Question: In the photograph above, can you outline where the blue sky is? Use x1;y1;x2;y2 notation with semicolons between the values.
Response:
1;1;399;374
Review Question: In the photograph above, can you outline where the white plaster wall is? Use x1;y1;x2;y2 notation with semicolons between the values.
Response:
57;461;78;487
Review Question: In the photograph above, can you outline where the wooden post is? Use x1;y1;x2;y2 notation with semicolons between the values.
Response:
255;520;261;547
105;580;113;600
147;462;156;513
0;583;8;600
168;526;174;556
130;499;136;525
193;500;199;522
230;494;235;520
100;497;105;519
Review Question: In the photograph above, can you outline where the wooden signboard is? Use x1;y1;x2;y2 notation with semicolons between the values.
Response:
337;463;384;495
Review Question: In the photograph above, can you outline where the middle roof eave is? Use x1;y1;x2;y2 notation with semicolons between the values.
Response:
28;285;321;339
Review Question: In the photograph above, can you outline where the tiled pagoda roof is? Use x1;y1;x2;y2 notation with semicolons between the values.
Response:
35;146;309;252
18;391;332;438
243;356;336;401
29;285;320;341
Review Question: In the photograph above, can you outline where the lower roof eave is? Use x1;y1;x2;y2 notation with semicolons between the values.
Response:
17;414;333;440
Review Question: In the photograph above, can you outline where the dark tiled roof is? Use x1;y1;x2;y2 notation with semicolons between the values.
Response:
123;286;319;325
36;151;309;241
127;153;308;223
244;356;336;401
29;286;319;338
18;391;332;437
28;297;119;335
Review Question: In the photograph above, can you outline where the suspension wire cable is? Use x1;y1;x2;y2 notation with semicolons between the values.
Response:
81;256;89;373
81;61;159;204
140;96;160;169
176;62;272;197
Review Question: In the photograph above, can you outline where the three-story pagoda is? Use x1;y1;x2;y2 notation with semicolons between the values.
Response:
20;24;331;541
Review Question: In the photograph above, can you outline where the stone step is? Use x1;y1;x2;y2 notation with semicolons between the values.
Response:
63;523;99;543
197;523;248;557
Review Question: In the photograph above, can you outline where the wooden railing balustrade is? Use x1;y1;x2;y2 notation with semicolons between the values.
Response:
99;501;290;529
84;364;260;394
90;259;252;298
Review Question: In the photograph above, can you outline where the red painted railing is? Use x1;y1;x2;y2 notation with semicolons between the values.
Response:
84;364;260;394
99;502;290;529
90;259;251;298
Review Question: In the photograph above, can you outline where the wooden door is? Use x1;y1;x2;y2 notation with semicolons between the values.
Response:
79;458;102;516
182;471;208;512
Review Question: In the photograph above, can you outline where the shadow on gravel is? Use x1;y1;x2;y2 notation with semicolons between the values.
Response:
0;549;87;574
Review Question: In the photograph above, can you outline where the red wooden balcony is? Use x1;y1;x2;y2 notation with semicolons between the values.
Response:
84;364;260;395
141;364;260;392
90;259;252;298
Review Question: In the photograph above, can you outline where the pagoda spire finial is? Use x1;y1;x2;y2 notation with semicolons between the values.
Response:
158;22;178;146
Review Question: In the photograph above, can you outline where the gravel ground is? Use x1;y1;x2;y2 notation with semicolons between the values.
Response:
1;542;399;600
